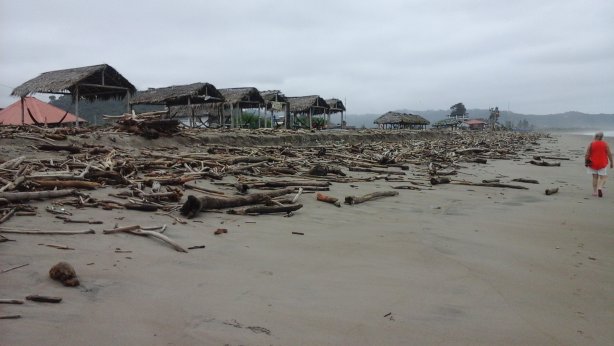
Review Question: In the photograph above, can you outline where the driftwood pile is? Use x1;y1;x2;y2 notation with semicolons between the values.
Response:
0;128;550;229
104;111;180;138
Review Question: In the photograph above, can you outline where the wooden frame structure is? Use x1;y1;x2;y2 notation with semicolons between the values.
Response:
260;90;288;128
11;64;136;127
286;95;329;129
129;82;223;127
373;111;430;130
325;98;346;129
216;88;265;128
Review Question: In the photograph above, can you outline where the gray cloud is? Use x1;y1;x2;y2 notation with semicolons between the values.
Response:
1;0;613;114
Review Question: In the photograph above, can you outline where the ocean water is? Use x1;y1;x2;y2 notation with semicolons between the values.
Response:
568;130;614;137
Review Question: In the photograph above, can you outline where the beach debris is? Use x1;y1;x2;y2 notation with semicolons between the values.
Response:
344;191;399;205
453;181;529;190
214;228;228;235
38;243;75;250
26;295;62;303
430;177;451;185
512;178;539;184
530;160;561;167
391;185;421;190
545;187;559;195
49;261;80;287
1;263;29;274
0;299;24;304
227;204;303;215
103;225;188;253
0;315;22;319
315;192;341;207
55;216;103;224
0;228;95;235
0;189;76;202
180;188;294;218
292;232;304;235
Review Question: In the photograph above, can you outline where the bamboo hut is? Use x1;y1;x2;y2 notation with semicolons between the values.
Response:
325;98;346;129
11;64;136;127
287;95;330;129
373;111;430;130
260;90;288;128
129;83;224;127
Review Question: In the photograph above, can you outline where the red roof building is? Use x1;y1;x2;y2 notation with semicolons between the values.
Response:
0;97;86;126
463;119;487;130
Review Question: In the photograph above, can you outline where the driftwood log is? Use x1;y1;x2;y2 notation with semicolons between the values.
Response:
180;188;294;218
227;204;303;215
32;180;100;190
512;178;539;184
26;295;62;303
344;191;399;205
430;177;451;185
0;228;95;235
315;192;341;207
103;225;187;253
0;189;76;202
530;160;560;167
453;182;529;190
545;187;559;195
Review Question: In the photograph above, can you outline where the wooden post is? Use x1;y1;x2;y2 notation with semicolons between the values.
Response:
309;108;313;129
230;103;234;128
75;86;80;128
20;97;25;125
187;98;192;128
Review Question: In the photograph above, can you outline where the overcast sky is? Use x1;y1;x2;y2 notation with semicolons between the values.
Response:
1;0;613;115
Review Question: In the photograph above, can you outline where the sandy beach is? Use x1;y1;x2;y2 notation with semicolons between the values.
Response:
1;131;613;345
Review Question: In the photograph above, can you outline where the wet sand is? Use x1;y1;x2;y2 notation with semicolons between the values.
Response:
1;132;613;345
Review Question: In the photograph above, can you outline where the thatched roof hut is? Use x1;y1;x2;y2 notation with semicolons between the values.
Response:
287;95;329;114
325;98;346;114
219;87;264;108
432;118;462;129
130;83;223;106
374;111;430;129
12;64;136;101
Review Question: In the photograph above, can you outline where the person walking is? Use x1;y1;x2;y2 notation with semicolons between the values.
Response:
585;131;613;197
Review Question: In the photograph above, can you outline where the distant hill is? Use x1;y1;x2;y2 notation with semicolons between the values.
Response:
346;109;614;130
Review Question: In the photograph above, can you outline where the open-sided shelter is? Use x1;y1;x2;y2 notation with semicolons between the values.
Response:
215;88;264;128
129;83;224;127
373;111;430;130
260;90;288;128
0;96;86;126
287;95;329;129
325;98;346;129
11;64;135;127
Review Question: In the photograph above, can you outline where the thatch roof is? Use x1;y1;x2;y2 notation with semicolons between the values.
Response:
130;83;223;106
287;95;329;114
11;64;136;101
325;98;346;113
373;111;430;125
433;118;462;127
260;90;288;103
218;87;264;107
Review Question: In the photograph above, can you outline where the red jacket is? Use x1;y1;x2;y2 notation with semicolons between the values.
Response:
588;140;609;170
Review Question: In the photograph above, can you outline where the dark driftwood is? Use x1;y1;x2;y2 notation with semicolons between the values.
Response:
124;203;158;212
545;187;559;195
344;191;399;205
227;204;303;215
26;295;62;303
37;144;81;154
32;180;100;190
453;182;529;190
430;177;451;185
349;167;406;175
0;299;23;304
180;188;294;218
261;181;330;188
0;189;75;202
512;178;539;184
392;185;421;190
530;160;560;167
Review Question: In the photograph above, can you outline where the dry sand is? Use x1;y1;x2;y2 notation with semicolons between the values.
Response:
1;132;613;345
